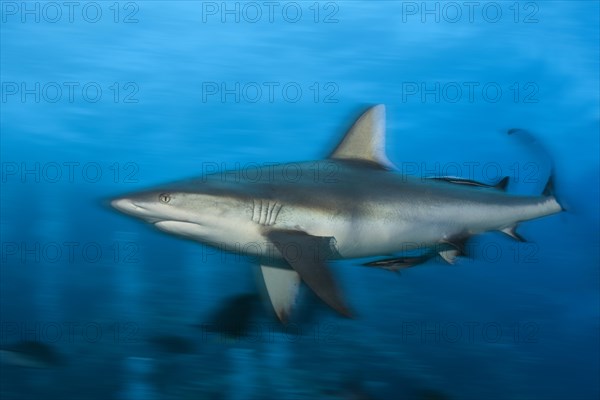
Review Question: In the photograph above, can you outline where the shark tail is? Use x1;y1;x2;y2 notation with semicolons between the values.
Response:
499;174;564;243
542;174;565;212
507;127;565;212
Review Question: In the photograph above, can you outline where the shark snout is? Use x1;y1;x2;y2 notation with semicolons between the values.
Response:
111;197;139;214
110;194;170;224
110;197;153;220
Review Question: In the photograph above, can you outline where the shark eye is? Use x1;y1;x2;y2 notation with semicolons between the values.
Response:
159;193;171;204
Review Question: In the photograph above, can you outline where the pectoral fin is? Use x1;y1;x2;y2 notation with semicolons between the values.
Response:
266;230;352;318
259;264;301;323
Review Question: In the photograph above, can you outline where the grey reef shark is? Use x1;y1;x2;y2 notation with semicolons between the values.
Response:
111;105;563;322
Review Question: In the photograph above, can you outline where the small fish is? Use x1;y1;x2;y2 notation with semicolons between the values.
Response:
427;176;509;191
363;252;439;273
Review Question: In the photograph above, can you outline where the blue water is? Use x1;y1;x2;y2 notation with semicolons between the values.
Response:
1;1;598;399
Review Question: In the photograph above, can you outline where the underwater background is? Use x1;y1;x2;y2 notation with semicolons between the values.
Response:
1;1;598;399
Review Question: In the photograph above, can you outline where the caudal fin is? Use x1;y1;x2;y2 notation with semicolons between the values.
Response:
542;175;565;212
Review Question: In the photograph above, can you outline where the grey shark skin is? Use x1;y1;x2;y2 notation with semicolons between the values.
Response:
111;105;562;321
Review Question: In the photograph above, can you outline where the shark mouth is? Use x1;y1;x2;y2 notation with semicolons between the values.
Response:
111;199;161;222
154;220;206;238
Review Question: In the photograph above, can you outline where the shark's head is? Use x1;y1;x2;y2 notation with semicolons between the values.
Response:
111;188;197;224
111;185;249;243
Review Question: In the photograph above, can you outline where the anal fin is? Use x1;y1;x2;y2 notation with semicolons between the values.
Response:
500;225;525;242
438;234;470;264
440;236;468;256
438;249;460;264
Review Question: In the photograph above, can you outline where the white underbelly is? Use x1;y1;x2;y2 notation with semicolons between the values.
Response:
333;219;446;258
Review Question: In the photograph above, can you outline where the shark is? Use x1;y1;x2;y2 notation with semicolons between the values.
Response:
111;105;563;321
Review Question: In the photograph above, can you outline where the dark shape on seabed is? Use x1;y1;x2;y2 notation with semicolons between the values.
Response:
418;389;452;400
195;293;262;338
149;335;196;354
0;340;64;368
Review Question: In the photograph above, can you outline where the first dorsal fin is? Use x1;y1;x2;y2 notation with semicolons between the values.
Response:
329;105;394;169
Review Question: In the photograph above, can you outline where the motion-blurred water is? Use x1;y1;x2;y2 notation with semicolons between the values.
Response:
1;1;598;399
